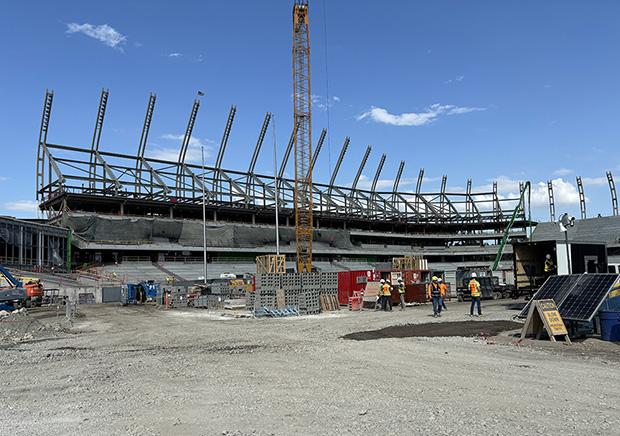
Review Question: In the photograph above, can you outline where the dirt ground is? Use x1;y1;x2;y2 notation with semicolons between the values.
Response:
1;299;619;435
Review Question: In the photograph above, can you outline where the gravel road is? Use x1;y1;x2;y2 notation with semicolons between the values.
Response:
0;300;618;435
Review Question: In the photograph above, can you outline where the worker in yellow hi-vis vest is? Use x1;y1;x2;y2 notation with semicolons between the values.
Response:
544;254;556;279
469;273;482;317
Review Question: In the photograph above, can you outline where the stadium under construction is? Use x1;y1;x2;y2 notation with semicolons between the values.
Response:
24;87;538;285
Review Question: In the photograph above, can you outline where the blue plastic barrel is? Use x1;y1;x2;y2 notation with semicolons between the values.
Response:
599;311;620;342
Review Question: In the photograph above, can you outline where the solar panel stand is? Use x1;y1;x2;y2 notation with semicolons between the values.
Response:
520;299;571;343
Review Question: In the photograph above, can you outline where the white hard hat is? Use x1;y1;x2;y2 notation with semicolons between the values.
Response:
546;254;551;259
438;278;443;282
397;278;403;282
380;279;385;283
471;272;477;278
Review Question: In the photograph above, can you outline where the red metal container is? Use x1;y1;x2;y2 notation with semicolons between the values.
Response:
338;270;372;305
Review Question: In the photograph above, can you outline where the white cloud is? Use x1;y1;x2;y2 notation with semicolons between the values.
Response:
581;176;607;186
148;134;213;163
66;23;127;50
482;176;579;207
311;94;340;111
0;176;8;182
168;52;183;57
3;200;39;213
357;103;486;127
444;75;465;84
553;168;573;176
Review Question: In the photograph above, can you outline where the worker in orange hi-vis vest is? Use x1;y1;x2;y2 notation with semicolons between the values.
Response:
469;273;482;317
438;277;448;311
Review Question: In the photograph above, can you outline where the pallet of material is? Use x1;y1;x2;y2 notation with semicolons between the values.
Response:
320;294;340;312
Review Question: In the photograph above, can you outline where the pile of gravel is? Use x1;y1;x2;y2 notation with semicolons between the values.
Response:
0;309;63;344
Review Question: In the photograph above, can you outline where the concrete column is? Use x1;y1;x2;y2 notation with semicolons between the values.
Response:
18;226;24;265
252;214;256;225
213;210;217;222
120;203;124;216
169;207;174;219
37;231;43;267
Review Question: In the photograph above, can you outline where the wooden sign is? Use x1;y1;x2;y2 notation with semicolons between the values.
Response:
521;299;571;343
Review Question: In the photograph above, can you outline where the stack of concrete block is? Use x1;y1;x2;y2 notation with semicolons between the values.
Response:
245;291;256;310
281;273;301;309
299;273;322;315
320;272;338;295
256;273;282;292
299;288;321;315
255;288;276;309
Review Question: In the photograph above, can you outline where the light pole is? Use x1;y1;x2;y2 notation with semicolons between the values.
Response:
201;145;207;284
272;114;280;255
558;213;575;274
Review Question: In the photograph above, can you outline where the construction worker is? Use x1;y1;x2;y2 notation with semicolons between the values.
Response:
544;254;555;279
381;280;392;311
438;277;448;311
427;276;442;317
397;278;406;310
376;279;385;310
469;272;482;316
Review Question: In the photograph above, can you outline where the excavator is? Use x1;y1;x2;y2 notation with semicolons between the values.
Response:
0;265;44;309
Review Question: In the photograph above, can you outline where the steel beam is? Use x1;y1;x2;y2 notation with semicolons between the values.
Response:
415;168;424;211
607;171;618;216
176;99;200;195
328;136;349;190
94;152;122;193
392;160;405;193
278;122;297;180
215;105;237;172
547;180;556;221
136;93;156;193
88;88;109;188
370;154;386;193
576;176;586;219
309;128;327;174
466;178;472;217
440;175;447;214
140;159;171;195
351;145;371;191
36;90;54;200
492;181;502;217
247;112;272;175
178;99;200;165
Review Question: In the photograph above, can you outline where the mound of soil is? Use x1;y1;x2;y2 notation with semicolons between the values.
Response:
342;320;522;341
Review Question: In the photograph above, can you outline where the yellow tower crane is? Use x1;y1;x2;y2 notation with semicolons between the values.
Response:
292;0;313;273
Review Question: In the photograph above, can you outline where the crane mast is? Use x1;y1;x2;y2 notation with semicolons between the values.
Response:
292;1;313;273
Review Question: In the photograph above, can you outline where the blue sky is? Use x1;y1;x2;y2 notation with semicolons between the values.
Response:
1;0;620;221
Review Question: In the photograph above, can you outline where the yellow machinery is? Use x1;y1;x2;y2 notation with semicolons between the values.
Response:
292;1;313;273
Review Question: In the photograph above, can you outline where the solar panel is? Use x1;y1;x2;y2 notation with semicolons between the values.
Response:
517;274;581;318
558;274;619;322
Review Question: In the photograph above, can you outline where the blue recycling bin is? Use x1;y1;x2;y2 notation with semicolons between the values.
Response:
599;311;620;342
